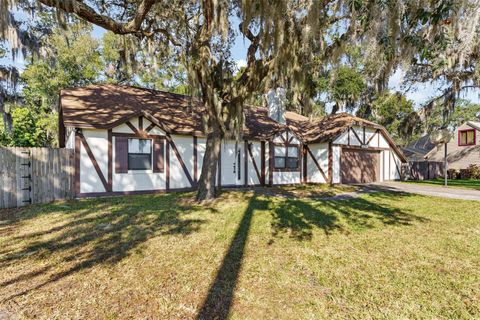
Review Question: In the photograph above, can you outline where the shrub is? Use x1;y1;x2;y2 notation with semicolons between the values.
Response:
459;169;471;179
447;169;459;180
467;164;480;179
458;165;480;179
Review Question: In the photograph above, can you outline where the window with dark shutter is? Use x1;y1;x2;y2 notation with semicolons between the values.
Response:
152;138;165;173
115;136;128;173
128;138;152;170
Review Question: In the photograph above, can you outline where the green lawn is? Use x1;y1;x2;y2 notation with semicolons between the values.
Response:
0;188;479;319
405;178;480;190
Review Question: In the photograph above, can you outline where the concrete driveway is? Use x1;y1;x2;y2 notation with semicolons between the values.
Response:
368;181;480;201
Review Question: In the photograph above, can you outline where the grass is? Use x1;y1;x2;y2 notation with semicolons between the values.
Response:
405;178;480;190
0;187;479;319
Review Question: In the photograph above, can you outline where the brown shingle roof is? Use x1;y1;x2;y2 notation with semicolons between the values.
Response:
60;84;406;161
60;84;205;135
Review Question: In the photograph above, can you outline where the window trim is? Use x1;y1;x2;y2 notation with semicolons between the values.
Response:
273;143;300;171
127;138;153;171
458;129;476;146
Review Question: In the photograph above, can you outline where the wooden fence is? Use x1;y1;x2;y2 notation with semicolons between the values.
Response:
408;161;444;180
0;148;75;209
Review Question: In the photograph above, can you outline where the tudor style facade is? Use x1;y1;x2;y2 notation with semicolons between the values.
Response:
59;84;406;197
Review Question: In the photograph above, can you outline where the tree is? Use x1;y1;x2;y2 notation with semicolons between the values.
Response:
102;31;188;93
422;99;480;132
22;23;103;112
316;66;366;115
9;0;478;200
402;1;480;127
368;91;421;145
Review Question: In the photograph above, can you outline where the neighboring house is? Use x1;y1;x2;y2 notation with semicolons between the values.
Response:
59;84;406;197
402;134;436;161
424;121;480;170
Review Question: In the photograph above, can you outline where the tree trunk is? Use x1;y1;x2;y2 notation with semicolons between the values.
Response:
0;97;13;133
330;103;339;115
196;123;222;201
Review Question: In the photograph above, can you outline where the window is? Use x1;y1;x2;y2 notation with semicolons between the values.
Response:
128;138;152;170
459;129;476;146
274;145;299;169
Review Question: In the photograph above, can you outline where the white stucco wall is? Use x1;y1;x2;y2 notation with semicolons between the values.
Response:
66;130;75;149
169;134;194;189
80;129;108;193
306;143;329;183
332;146;341;184
273;171;301;185
246;141;262;186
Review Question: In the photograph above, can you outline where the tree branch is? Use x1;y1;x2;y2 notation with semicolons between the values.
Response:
37;0;155;34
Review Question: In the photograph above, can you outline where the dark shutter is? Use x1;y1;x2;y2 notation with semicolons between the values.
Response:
153;137;165;173
115;136;128;173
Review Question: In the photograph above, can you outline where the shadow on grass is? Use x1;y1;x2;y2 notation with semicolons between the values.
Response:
1;188;429;319
197;195;269;320
196;190;428;319
0;192;208;301
270;192;429;241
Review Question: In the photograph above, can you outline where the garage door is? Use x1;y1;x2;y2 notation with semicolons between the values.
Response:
341;148;380;184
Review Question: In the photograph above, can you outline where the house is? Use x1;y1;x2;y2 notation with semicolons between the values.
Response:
58;84;407;197
424;121;480;169
402;134;436;161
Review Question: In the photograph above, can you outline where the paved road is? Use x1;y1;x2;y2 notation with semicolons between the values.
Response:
367;181;480;201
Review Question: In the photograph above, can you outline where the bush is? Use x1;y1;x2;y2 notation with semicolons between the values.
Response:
448;169;459;180
467;164;480;179
457;165;480;180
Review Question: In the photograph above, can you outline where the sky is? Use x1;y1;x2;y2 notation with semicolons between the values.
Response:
3;22;479;110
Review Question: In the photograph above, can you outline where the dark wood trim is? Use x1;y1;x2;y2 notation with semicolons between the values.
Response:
328;142;333;185
244;140;248;187
78;132;109;192
332;144;390;151
77;187;196;198
138;116;143;131
247;142;262;184
347;128;350;145
383;151;386;181
269;141;274;186
388;150;391;180
74;131;81;196
350;127;363;145
302;145;307;183
272;142;301;147
363;126;366;144
365;129;379;146
58;109;66;148
193;136;198;183
166;139;170;190
107;129;113;192
273;168;302;172
165;134;194;187
260;141;266;185
125;121;140;135
145;122;157;133
305;145;328;182
112;132;164;139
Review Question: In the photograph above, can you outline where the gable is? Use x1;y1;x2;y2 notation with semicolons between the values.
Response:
273;129;301;145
